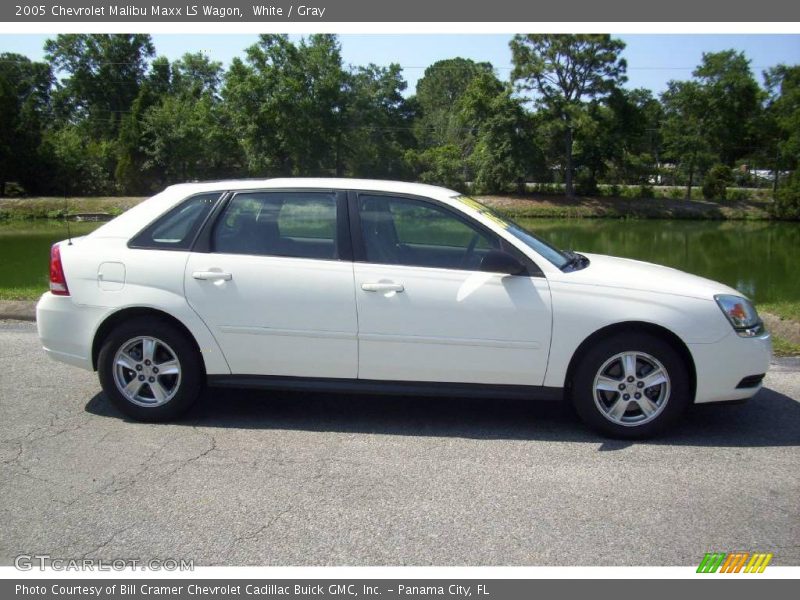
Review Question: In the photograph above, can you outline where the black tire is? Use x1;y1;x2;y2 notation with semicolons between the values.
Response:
570;332;691;439
97;316;204;422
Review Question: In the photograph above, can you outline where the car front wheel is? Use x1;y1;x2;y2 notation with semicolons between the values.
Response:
571;332;691;438
98;317;203;422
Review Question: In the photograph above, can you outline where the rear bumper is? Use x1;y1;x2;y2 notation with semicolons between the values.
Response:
689;330;772;404
36;293;105;372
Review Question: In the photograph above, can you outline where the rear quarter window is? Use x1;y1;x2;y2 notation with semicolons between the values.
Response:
129;193;221;250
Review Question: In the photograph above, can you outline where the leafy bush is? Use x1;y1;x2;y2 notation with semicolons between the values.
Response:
726;188;749;202
1;182;26;197
528;182;565;195
638;185;655;198
771;170;800;220
702;164;734;200
667;186;685;199
574;169;598;195
596;184;621;197
732;165;756;188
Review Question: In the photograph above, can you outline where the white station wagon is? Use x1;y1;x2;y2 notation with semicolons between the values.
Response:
37;179;771;438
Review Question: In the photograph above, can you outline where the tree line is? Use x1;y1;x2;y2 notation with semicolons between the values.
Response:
1;34;798;218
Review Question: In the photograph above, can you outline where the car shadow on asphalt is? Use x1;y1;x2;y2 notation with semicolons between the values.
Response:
84;385;800;449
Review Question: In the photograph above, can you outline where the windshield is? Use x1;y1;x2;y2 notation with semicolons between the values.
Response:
454;196;570;269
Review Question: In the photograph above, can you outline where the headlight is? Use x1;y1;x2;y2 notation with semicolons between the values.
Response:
714;294;763;337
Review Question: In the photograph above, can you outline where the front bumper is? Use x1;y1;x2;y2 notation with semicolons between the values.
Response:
689;329;772;404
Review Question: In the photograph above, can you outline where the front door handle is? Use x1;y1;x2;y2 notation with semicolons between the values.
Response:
361;282;404;293
193;270;233;281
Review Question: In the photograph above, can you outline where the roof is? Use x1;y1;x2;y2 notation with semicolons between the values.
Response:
165;178;460;201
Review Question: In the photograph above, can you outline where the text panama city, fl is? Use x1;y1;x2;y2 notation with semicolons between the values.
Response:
19;4;328;18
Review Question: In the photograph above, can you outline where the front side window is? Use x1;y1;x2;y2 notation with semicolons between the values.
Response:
357;195;501;271
212;192;338;260
130;192;220;250
455;195;570;269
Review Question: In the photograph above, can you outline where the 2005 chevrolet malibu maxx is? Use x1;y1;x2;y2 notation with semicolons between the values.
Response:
37;179;771;438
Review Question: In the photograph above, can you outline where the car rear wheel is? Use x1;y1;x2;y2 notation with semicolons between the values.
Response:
571;332;691;438
98;317;203;422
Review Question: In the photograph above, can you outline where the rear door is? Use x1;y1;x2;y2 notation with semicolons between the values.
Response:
184;189;358;378
351;192;552;386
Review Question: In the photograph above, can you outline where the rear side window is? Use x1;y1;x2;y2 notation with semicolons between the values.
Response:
129;193;220;250
212;192;339;260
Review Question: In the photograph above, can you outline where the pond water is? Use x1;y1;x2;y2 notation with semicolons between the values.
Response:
0;221;100;295
0;218;797;304
517;218;798;304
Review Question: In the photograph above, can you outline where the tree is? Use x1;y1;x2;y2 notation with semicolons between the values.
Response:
510;34;627;196
171;52;224;97
117;52;239;190
405;144;465;191
115;56;174;193
764;66;800;172
764;65;800;218
224;34;349;176
414;58;493;148
661;81;715;199
693;50;762;167
138;95;228;183
344;63;415;178
45;35;155;138
42;125;117;195
604;88;663;185
0;53;52;195
457;71;539;193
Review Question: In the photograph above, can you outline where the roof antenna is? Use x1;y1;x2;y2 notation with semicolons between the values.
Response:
64;182;72;245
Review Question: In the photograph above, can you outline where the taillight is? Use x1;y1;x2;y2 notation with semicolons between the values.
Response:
49;243;70;296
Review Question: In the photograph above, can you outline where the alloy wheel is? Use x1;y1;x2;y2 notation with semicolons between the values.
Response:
112;336;182;407
592;351;671;427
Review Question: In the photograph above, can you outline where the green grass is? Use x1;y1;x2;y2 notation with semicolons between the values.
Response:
758;302;800;357
759;301;800;323
0;286;45;301
0;196;145;221
772;336;800;357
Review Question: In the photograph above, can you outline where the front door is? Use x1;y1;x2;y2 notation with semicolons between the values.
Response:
184;190;358;378
351;193;552;386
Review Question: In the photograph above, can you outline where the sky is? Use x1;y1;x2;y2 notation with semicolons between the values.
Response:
2;33;798;95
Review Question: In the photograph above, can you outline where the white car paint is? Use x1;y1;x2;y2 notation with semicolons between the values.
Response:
353;262;552;384
184;253;359;379
37;178;771;410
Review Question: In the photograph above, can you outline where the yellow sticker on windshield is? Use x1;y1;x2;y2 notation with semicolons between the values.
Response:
456;196;513;230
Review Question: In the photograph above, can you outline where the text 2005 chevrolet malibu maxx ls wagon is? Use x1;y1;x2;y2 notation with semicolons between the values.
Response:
37;179;771;438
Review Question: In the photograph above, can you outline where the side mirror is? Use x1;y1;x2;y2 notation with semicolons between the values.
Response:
479;250;527;276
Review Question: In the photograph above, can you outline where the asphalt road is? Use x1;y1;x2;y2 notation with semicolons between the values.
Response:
1;321;798;566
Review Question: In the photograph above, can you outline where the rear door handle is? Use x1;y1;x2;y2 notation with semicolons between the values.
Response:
361;282;404;293
193;270;233;281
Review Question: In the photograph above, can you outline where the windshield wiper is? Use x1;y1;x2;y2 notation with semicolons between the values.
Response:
561;250;590;272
